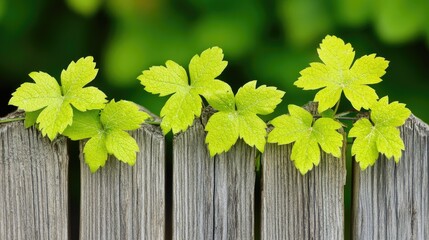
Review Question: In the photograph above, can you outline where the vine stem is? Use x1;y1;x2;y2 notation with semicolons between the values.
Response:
333;98;341;115
313;115;358;121
0;117;25;124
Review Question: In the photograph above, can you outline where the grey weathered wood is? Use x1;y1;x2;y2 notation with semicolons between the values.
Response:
353;115;429;240
173;117;214;240
261;143;346;240
261;102;346;239
173;111;256;240
214;140;256;239
80;124;165;240
0;114;69;240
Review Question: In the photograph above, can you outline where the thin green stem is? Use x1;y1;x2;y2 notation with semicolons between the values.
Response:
0;117;25;124
333;98;341;115
313;115;358;121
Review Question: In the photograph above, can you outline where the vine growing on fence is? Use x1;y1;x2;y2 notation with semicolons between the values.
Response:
5;35;411;174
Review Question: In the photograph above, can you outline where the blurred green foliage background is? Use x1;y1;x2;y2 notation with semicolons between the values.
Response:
1;0;428;238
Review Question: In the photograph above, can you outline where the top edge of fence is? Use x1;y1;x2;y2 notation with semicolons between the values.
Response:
1;109;24;120
405;114;429;133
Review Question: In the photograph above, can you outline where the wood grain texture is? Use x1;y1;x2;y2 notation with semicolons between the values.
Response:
0;115;69;240
261;102;346;240
261;143;346;240
80;124;165;240
214;140;256;240
353;115;429;240
173;109;256;240
173;117;214;240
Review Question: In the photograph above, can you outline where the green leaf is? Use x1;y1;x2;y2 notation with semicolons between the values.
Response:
24;110;42;128
138;47;228;134
205;112;239;156
9;56;107;140
205;81;285;156
320;109;335;118
105;130;139;166
63;100;150;172
189;46;228;84
294;35;389;112
62;109;101;140
268;104;343;174
101;100;150;131
84;134;108;172
349;96;411;169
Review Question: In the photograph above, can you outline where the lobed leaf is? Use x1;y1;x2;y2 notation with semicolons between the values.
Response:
235;80;285;115
189;46;228;84
369;96;411;127
61;56;98;94
268;104;343;174
295;35;389;112
63;100;149;172
9;56;107;140
101;99;150;131
205;81;284;156
349;96;411;169
62;110;101;140
9;72;62;112
205;112;239;156
137;60;188;97
138;47;228;134
317;35;355;69
105;130;140;166
160;91;202;134
84;134;108;172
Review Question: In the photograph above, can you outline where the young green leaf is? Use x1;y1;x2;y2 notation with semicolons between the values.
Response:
205;81;285;156
9;56;107;140
294;35;389;113
267;104;343;175
138;47;228;135
349;96;411;169
63;100;150;172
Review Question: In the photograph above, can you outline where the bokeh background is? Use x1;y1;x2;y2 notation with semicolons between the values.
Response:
1;0;428;239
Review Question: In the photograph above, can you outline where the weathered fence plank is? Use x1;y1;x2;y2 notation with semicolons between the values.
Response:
173;110;256;240
214;140;256;239
80;124;165;240
261;143;346;240
353;115;429;239
173;117;214;240
0;114;69;240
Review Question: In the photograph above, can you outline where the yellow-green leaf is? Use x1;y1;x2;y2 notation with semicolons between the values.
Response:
138;47;228;134
205;111;239;156
9;56;107;140
295;35;389;112
84;134;108;172
268;104;343;174
349;96;411;169
205;81;284;156
63;100;149;172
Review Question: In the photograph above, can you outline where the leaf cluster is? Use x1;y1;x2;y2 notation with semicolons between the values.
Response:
9;57;150;172
8;35;412;175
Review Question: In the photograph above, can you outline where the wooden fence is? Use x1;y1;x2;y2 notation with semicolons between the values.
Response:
0;109;428;240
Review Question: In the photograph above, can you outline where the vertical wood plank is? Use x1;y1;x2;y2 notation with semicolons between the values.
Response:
173;118;214;240
353;115;429;239
214;140;256;239
261;143;346;240
173;108;256;240
80;124;165;240
0;114;69;240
